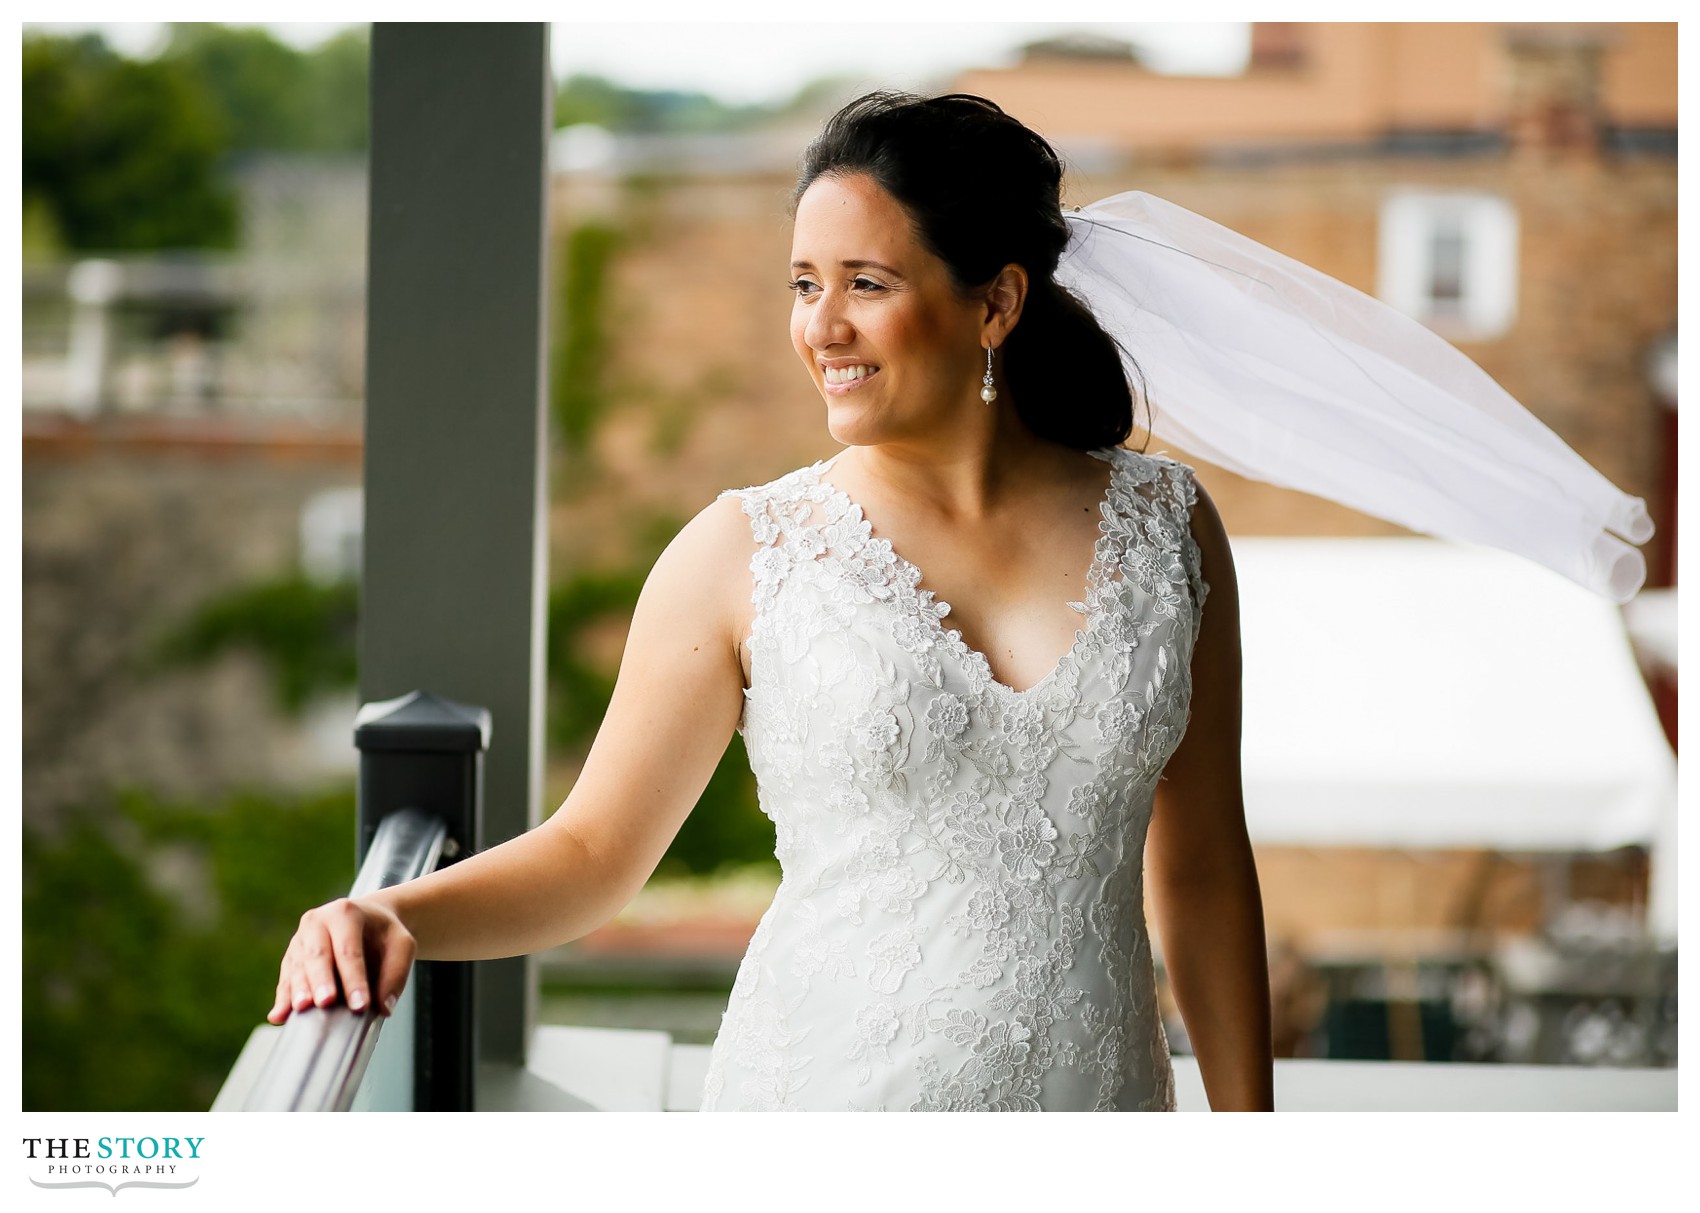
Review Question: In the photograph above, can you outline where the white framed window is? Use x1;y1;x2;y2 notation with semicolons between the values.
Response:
1377;191;1518;341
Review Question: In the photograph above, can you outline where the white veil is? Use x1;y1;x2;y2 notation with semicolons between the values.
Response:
1056;191;1654;603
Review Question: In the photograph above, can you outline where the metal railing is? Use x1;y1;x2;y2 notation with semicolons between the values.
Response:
240;808;448;1111
217;689;489;1112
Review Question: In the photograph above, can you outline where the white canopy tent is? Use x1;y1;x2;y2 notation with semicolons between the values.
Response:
1232;537;1677;942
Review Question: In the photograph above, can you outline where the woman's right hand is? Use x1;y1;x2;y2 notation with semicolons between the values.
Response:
266;895;417;1024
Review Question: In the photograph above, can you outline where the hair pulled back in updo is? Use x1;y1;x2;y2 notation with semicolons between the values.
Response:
794;91;1145;452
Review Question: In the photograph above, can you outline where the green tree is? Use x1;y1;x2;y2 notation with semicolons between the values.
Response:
160;23;370;153
153;575;359;713
161;23;315;150
553;72;769;134
22;32;238;251
22;26;371;254
23;786;355;1111
160;23;369;153
300;28;371;153
553;72;639;130
551;219;623;453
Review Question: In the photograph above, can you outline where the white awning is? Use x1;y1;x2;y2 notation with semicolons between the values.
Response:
1232;538;1676;937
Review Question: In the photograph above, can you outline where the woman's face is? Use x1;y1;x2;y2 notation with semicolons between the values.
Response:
789;172;988;447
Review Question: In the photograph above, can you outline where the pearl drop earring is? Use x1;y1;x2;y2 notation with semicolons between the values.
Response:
981;345;998;404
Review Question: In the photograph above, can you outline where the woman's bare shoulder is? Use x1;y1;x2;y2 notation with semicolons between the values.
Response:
1183;471;1230;557
652;491;761;599
648;457;830;637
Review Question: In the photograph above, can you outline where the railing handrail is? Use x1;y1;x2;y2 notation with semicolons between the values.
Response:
241;807;448;1112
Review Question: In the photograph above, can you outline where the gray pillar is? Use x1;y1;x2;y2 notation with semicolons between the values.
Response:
362;23;551;1072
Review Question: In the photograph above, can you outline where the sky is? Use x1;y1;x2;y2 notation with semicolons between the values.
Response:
26;21;1252;105
549;22;1251;103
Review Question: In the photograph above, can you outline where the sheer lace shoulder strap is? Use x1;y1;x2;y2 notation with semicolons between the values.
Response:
715;480;781;551
1156;454;1211;620
715;460;832;610
1119;448;1212;621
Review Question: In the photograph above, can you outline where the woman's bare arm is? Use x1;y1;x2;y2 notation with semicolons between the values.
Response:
268;493;756;1022
1146;481;1274;1110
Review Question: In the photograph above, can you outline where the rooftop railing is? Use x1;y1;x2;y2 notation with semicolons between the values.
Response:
239;807;448;1111
215;690;488;1112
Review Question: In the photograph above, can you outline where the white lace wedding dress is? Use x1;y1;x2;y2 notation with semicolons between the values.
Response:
699;444;1210;1111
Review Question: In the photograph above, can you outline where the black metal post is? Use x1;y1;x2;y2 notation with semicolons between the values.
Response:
355;689;490;1111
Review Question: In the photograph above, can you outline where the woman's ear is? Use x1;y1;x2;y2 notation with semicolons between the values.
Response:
982;262;1029;346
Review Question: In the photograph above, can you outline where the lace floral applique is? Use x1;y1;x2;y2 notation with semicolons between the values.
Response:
849;1002;901;1084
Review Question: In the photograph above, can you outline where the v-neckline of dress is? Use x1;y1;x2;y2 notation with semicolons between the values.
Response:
803;446;1125;702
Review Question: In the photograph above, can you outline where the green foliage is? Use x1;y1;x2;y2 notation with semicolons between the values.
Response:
160;23;370;153
22;25;371;254
652;733;774;879
553;72;769;134
545;511;682;751
298;29;372;153
21;193;66;257
154;575;358;713
546;567;647;748
553;73;636;131
161;24;316;150
23;784;356;1111
22;32;238;252
551;221;624;454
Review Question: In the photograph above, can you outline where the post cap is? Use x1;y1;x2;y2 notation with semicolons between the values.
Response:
354;690;492;753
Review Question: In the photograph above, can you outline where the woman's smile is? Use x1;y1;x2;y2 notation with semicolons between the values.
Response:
820;360;882;393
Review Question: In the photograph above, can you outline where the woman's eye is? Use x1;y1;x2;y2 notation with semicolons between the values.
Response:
786;277;884;297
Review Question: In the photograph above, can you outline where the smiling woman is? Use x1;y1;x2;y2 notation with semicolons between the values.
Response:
690;93;1264;1111
266;85;1651;1115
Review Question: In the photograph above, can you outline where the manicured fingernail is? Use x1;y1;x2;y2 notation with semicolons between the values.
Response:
314;984;337;1003
348;990;367;1011
384;993;399;1014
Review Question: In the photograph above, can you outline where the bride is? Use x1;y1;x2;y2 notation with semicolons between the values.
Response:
268;90;1648;1112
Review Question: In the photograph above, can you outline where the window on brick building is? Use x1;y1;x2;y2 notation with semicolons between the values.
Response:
1377;191;1518;341
300;486;363;584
